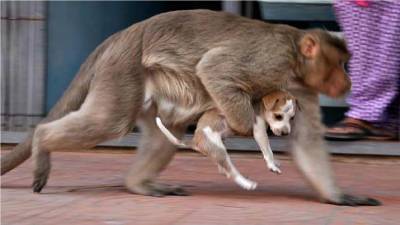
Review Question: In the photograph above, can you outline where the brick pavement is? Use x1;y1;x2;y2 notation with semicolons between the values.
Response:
1;147;400;225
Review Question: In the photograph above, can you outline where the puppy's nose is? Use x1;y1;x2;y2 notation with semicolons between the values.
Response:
281;127;290;136
273;129;282;136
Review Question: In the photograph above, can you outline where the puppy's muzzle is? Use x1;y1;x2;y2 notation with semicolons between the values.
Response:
272;126;290;136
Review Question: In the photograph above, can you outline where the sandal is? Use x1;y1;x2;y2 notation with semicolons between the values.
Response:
325;117;397;141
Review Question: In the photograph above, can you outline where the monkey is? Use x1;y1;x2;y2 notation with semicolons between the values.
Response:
155;90;297;190
1;10;380;206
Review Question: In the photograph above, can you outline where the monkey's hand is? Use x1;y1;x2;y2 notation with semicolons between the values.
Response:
212;89;255;136
328;194;381;206
202;85;254;135
197;48;255;135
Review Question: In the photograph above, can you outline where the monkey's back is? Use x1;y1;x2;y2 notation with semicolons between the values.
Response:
139;10;300;124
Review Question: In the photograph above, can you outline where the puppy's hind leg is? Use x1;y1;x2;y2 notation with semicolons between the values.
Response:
191;110;257;190
200;126;257;190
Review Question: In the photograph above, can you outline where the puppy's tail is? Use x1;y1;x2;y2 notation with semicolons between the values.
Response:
155;117;188;148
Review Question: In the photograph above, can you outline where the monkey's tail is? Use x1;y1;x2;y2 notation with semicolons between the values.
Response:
155;117;189;148
1;32;121;175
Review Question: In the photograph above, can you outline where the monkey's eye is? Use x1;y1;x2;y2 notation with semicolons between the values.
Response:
274;114;283;121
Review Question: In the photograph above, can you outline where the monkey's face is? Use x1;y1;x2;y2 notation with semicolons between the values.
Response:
262;93;296;136
304;47;351;98
299;32;352;98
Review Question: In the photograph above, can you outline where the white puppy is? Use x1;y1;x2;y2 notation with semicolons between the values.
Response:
156;90;296;190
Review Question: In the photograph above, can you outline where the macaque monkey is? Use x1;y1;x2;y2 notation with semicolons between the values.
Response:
1;10;379;206
155;90;296;190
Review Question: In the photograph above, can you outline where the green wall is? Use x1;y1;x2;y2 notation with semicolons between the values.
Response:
46;1;221;112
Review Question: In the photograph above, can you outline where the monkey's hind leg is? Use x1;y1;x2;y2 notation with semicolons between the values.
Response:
125;111;188;197
31;110;135;192
32;68;144;193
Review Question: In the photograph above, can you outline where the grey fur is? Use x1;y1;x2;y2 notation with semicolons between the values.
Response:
2;10;378;205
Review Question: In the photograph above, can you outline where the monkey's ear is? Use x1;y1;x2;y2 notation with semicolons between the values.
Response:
300;34;319;58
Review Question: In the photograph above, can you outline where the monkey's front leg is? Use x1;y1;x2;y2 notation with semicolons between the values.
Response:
197;47;255;136
289;85;380;206
253;116;281;174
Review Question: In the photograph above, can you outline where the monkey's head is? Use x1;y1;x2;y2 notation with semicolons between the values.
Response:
262;91;296;136
298;29;351;98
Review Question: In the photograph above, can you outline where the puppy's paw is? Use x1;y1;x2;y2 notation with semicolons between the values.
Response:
234;175;258;190
268;163;281;174
217;165;227;175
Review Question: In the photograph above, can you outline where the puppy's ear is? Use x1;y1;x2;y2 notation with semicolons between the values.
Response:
284;93;300;112
295;99;302;112
262;95;279;111
285;92;296;101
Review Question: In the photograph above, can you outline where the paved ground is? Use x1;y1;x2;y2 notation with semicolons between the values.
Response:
1;146;400;225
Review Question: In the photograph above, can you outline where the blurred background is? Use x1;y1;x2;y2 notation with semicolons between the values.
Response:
0;0;343;131
1;1;397;155
2;2;399;224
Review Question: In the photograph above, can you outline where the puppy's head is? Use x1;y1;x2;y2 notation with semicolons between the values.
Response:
262;91;296;136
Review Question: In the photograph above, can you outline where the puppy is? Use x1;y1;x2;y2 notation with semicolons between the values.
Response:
156;90;296;190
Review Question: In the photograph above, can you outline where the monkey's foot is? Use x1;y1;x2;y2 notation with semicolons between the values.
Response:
127;182;189;197
151;183;189;196
32;170;49;193
328;194;381;206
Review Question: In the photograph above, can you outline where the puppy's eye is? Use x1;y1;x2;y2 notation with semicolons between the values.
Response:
290;116;294;121
274;114;283;121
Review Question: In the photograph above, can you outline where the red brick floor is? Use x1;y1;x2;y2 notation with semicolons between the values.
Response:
1;147;400;225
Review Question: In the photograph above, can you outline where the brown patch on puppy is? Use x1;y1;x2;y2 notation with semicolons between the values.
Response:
261;91;295;112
